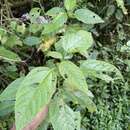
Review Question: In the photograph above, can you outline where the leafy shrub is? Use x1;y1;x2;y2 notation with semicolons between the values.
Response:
0;0;130;130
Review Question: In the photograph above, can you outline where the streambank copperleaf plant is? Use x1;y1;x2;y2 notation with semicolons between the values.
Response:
0;0;123;130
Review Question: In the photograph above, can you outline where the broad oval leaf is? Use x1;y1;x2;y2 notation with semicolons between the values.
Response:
0;46;21;62
49;100;81;130
75;9;104;24
43;12;67;34
24;36;41;46
0;77;24;102
80;60;123;81
15;67;57;130
61;30;93;54
46;7;65;17
58;61;88;93
62;89;96;113
64;0;77;11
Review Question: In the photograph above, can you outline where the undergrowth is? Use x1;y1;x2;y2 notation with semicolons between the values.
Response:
0;0;130;130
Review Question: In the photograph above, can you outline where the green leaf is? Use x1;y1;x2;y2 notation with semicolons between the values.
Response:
49;100;81;130
0;77;24;102
125;60;130;70
5;35;22;48
64;0;76;11
29;24;43;33
46;7;65;17
74;112;81;130
47;51;63;59
29;8;41;17
10;21;17;30
43;12;67;34
80;60;123;81
0;27;7;37
59;61;88;93
0;101;14;117
121;45;130;52
61;30;93;54
106;5;115;17
29;8;41;23
0;46;21;62
116;0;127;14
75;9;104;24
121;40;130;53
74;91;96;113
37;119;49;130
24;36;41;46
16;23;26;34
127;41;130;46
62;89;96;113
15;67;57;130
0;28;7;44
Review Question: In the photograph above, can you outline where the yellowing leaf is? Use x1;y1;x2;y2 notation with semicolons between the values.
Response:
39;37;56;52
